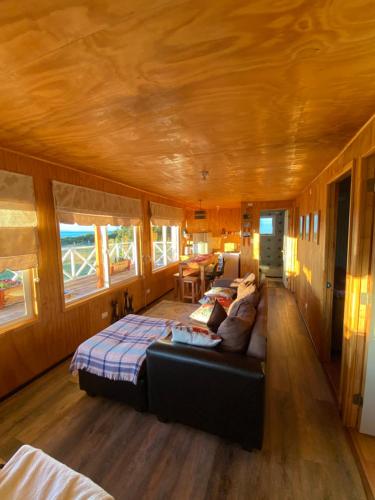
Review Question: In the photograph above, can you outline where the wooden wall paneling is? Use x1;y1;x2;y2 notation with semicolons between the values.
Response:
322;181;338;360
0;147;185;398
295;118;375;427
186;207;241;252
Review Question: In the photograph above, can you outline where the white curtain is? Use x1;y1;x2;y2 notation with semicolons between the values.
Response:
150;202;184;226
0;170;39;272
53;182;142;226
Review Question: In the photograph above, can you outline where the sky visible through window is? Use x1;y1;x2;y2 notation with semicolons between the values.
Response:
260;217;274;235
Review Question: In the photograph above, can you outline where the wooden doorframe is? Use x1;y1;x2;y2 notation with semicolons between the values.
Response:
323;161;354;364
335;153;375;427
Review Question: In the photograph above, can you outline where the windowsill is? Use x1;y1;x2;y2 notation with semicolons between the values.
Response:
0;315;39;335
63;275;141;310
151;262;179;274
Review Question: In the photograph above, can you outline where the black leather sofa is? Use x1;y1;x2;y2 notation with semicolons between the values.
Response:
146;285;267;450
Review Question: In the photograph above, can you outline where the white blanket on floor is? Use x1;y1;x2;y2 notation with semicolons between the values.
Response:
0;445;114;500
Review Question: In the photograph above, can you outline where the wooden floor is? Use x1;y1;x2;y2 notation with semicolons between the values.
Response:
0;286;367;499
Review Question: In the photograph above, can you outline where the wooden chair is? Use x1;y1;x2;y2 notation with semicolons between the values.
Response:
173;268;198;299
181;276;200;303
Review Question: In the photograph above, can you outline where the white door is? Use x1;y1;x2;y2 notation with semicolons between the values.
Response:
282;210;289;288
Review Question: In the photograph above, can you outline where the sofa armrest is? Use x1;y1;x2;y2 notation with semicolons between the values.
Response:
147;338;265;449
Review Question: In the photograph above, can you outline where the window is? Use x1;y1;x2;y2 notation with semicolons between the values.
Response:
60;223;139;303
0;169;39;330
149;202;183;270
260;216;274;235
53;181;143;304
0;269;35;327
152;225;180;270
108;225;138;284
193;241;208;254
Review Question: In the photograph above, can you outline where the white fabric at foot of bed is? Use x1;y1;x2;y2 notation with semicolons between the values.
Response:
0;445;114;500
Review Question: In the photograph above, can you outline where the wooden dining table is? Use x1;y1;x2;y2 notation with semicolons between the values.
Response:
178;254;217;300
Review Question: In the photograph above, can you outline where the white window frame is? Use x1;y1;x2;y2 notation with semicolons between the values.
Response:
152;224;180;271
59;223;140;305
106;225;140;285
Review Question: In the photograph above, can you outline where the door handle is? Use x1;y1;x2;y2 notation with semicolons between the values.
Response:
326;282;332;289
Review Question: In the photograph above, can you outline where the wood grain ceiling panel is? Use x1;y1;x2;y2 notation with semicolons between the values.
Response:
0;0;374;207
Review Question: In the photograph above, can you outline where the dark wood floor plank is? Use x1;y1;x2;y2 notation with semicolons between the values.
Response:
0;285;367;499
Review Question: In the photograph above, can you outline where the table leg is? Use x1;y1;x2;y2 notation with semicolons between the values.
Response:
178;263;184;301
200;264;205;298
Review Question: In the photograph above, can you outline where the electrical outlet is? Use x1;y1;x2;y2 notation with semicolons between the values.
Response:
305;302;308;310
101;311;108;319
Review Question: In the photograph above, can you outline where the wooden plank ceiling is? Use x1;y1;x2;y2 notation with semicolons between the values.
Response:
0;0;374;207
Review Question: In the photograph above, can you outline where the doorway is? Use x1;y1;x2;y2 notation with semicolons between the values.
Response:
325;174;352;396
259;209;286;280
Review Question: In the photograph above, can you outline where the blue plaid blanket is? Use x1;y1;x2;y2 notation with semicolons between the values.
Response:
70;314;176;385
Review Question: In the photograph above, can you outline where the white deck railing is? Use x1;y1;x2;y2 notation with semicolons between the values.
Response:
62;242;135;282
152;241;177;268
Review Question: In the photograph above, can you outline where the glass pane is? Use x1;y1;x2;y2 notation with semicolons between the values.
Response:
60;223;103;302
167;226;179;264
152;225;163;242
194;242;208;254
152;225;164;269
260;217;274;235
0;269;28;326
108;225;138;284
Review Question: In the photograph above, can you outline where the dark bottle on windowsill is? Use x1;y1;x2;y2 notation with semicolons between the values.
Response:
127;295;134;314
123;291;129;317
111;300;119;323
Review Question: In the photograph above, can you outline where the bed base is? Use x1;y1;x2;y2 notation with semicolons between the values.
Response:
78;368;148;412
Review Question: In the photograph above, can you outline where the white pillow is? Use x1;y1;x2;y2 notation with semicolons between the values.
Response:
172;325;222;347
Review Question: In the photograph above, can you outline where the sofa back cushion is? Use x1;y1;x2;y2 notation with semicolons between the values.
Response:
218;305;256;353
229;290;260;316
246;287;268;360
